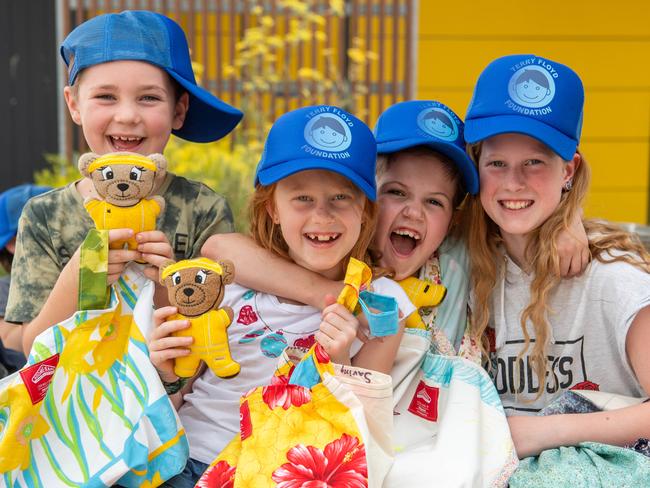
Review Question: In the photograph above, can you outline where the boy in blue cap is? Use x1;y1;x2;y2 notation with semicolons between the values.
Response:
8;11;243;351
0;184;50;375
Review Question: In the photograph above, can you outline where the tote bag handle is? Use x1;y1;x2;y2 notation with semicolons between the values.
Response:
78;228;110;311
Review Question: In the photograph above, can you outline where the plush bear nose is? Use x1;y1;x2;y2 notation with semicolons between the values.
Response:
117;183;130;192
183;287;194;297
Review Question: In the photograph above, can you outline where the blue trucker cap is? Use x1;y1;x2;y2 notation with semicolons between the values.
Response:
374;100;479;195
465;54;584;161
0;185;51;249
255;105;377;200
60;10;243;143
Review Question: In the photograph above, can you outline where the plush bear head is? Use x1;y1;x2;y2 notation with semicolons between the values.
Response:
78;152;167;207
160;258;235;317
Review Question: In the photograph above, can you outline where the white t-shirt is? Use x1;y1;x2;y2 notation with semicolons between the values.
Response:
180;277;415;463
488;252;650;415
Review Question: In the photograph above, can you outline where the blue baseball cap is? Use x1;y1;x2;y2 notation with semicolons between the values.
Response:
465;54;584;161
255;105;377;200
0;185;51;249
374;100;479;195
60;10;243;143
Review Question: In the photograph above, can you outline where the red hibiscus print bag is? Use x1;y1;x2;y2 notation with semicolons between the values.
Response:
196;343;394;487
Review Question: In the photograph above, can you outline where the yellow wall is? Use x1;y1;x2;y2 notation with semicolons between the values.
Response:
416;0;650;224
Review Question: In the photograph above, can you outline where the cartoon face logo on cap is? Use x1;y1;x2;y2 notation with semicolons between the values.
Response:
304;115;352;152
416;108;459;142
508;66;555;108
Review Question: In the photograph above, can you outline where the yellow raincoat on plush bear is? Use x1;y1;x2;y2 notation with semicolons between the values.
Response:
160;258;240;379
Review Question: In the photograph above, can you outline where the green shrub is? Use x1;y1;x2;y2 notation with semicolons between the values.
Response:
163;137;261;232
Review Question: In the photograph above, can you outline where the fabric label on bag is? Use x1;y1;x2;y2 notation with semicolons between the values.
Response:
20;354;60;404
338;364;375;384
408;381;439;421
240;400;252;440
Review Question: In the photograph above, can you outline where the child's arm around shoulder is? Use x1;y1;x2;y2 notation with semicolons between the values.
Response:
183;181;234;258
202;233;341;308
556;211;590;277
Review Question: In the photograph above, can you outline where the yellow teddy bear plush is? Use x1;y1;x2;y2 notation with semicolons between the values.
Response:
160;258;240;379
398;277;447;330
78;152;166;251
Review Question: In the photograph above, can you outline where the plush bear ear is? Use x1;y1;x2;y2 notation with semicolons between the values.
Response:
148;153;168;189
219;260;235;285
148;153;168;173
78;152;99;177
159;259;176;285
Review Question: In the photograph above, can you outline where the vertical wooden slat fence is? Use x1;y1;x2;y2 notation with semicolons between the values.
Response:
324;2;333;106
377;0;385;114
390;1;399;104
60;0;415;161
364;2;372;113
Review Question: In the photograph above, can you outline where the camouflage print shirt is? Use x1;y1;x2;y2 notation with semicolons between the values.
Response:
5;173;234;324
0;276;9;317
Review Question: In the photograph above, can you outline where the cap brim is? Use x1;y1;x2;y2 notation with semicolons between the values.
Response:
377;137;479;195
465;115;577;161
168;70;244;143
256;159;376;201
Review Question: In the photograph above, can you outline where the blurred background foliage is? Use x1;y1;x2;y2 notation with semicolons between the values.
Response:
35;0;376;232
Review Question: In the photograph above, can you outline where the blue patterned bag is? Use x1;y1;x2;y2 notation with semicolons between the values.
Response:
0;230;188;487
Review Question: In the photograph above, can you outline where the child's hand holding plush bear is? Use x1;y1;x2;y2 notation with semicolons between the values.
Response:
157;258;240;381
78;152;173;284
78;152;167;251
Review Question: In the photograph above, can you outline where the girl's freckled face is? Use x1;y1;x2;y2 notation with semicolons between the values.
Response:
268;169;365;280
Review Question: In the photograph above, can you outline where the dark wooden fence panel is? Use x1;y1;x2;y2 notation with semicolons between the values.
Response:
1;0;58;191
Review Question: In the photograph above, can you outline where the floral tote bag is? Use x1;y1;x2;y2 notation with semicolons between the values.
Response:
0;229;188;487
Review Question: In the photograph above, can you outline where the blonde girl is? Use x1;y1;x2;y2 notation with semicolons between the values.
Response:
463;54;650;458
